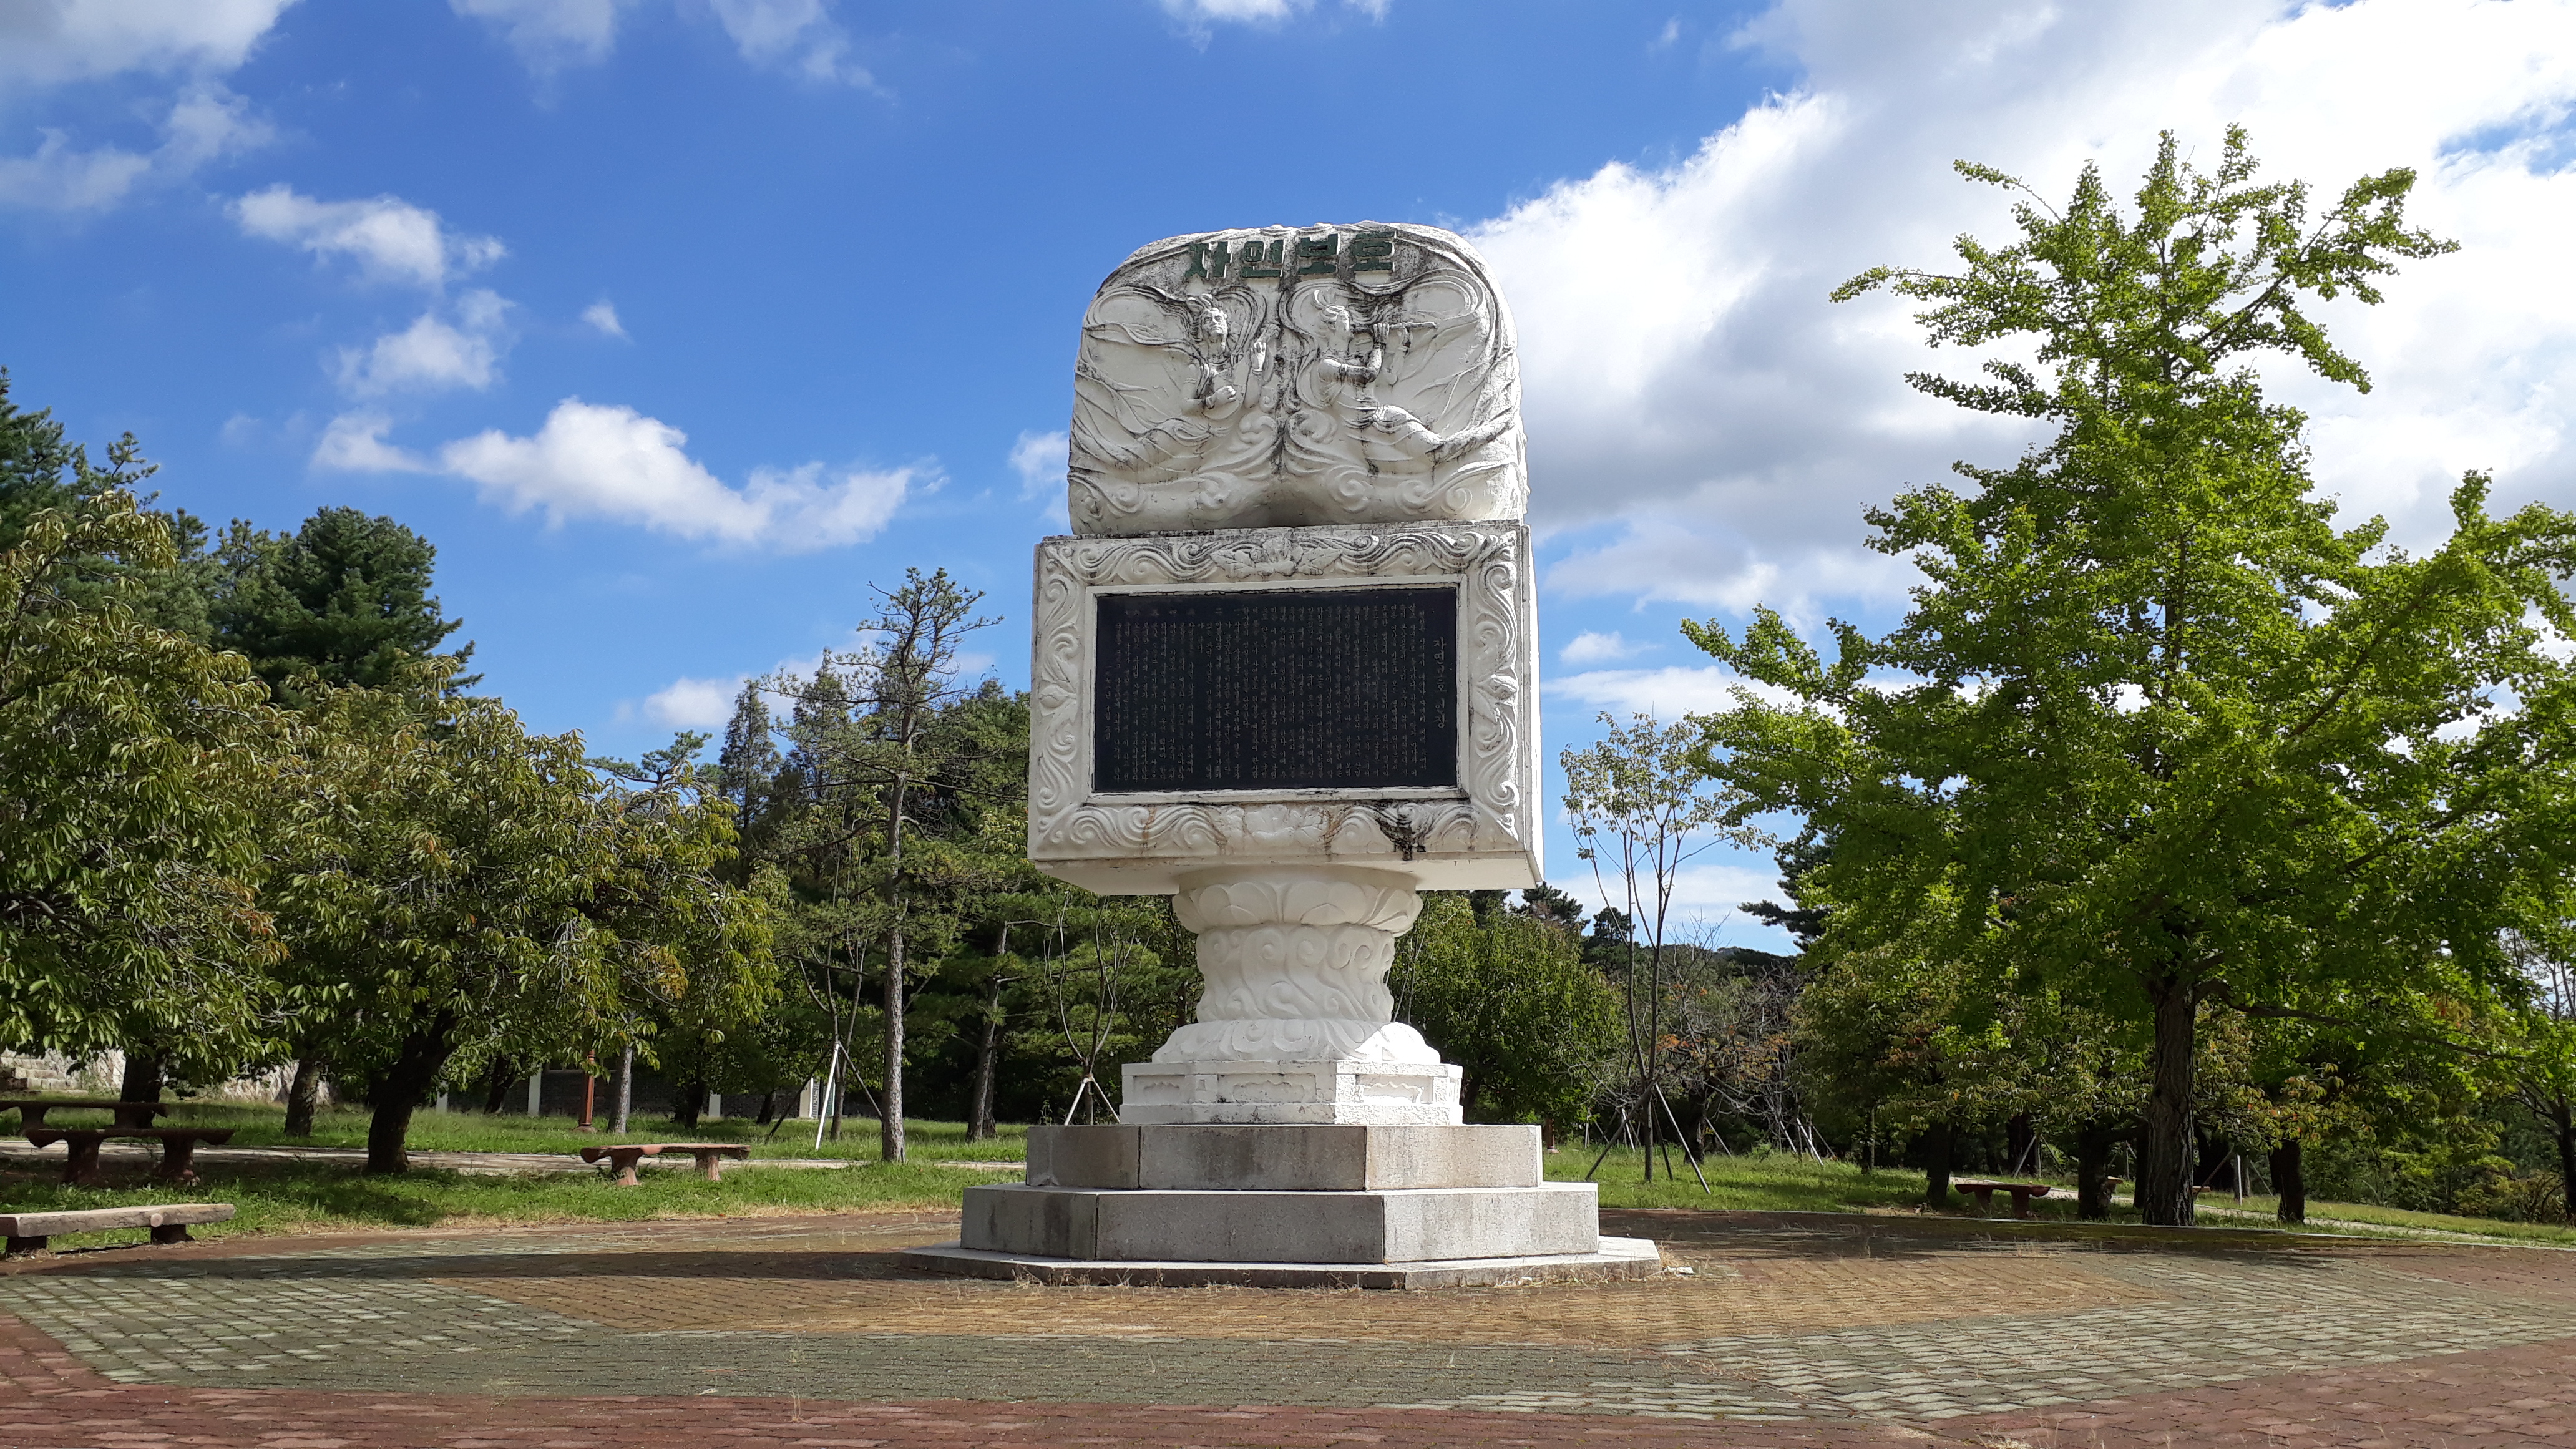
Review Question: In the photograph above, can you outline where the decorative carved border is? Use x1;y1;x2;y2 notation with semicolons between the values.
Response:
1029;522;1538;889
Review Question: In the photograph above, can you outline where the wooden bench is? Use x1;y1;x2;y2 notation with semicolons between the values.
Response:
1;1203;234;1256
0;1097;172;1129
580;1143;750;1186
25;1127;235;1186
1953;1179;2053;1219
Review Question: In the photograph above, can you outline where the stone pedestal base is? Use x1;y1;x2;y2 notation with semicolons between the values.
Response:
895;1236;1661;1289
960;1181;1599;1263
1118;1060;1462;1125
900;1123;1645;1289
1032;1123;1538;1190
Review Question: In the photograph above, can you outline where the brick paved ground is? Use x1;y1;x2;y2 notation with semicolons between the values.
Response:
3;1208;2571;1447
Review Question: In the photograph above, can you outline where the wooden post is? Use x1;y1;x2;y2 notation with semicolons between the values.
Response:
578;1054;597;1132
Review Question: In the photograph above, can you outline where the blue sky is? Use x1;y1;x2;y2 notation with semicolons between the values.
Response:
7;0;2575;950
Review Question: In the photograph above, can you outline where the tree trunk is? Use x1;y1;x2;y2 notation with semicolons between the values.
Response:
2552;1096;2575;1226
1922;1120;1954;1208
2270;1139;2306;1224
479;1058;518;1114
2137;978;2198;1226
754;1090;776;1126
882;920;907;1163
969;971;1005;1142
365;1020;453;1174
119;1046;165;1103
2006;1111;2036;1175
674;1068;703;1130
2074;1119;2120;1219
284;1055;325;1137
611;1043;633;1134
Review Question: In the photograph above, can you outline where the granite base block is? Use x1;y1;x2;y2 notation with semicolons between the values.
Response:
960;1181;1599;1264
1028;1123;1541;1191
897;1234;1661;1289
1119;1059;1463;1125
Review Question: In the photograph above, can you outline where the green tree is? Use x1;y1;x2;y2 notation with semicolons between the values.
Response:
1689;129;2576;1224
271;669;773;1171
771;569;1001;1161
210;506;473;703
1392;894;1621;1136
0;487;283;1072
2493;920;2576;1221
0;372;218;640
1562;712;1757;1179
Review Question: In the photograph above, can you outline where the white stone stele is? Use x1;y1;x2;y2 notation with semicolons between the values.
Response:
914;221;1616;1289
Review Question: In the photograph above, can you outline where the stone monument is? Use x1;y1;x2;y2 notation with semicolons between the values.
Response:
900;223;1656;1286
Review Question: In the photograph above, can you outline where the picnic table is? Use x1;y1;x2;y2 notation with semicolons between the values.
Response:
25;1126;235;1186
2;1203;234;1256
1953;1179;2052;1219
0;1097;173;1129
580;1142;750;1186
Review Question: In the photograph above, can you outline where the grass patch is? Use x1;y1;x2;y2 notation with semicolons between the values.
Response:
1;1101;1028;1163
2196;1194;2576;1247
0;1105;1028;1252
0;1156;995;1253
1554;1144;1936;1212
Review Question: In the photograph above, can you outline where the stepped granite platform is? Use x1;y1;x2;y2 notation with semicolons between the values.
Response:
896;1123;1657;1288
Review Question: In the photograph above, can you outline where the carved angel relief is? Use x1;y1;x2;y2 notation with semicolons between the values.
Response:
1067;223;1526;536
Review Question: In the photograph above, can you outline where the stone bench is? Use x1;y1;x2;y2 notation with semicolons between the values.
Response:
1953;1179;2053;1219
1;1203;235;1256
0;1098;172;1129
579;1143;749;1186
25;1127;236;1186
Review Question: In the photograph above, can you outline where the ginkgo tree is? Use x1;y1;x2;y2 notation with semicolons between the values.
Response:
1689;129;2576;1225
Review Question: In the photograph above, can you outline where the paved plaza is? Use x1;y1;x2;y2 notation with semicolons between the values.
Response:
4;1208;2574;1447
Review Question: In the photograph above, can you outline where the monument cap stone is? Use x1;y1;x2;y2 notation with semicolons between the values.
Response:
1069;222;1524;536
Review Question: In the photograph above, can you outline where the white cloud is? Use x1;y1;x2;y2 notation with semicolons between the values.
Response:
1553;665;1748;719
393;398;918;550
643;675;739;729
632;650;825;729
0;0;295;87
450;0;631;72
0;131;150;211
581;300;627;338
1569;862;1787;929
1476;0;2576;623
0;84;272;213
233;185;505;290
311;412;431;474
335;290;511;396
709;0;867;84
1560;630;1647;666
1161;0;1386;25
1009;429;1066;497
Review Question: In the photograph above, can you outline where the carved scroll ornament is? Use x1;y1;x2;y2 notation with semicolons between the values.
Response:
1066;223;1526;537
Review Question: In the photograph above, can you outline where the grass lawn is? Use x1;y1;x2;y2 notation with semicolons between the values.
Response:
1;1100;1028;1163
2192;1194;2576;1247
1557;1143;1933;1212
1559;1145;2576;1247
12;1104;2569;1255
0;1103;1024;1253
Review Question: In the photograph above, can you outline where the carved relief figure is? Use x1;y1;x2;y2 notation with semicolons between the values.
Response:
1066;223;1525;535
